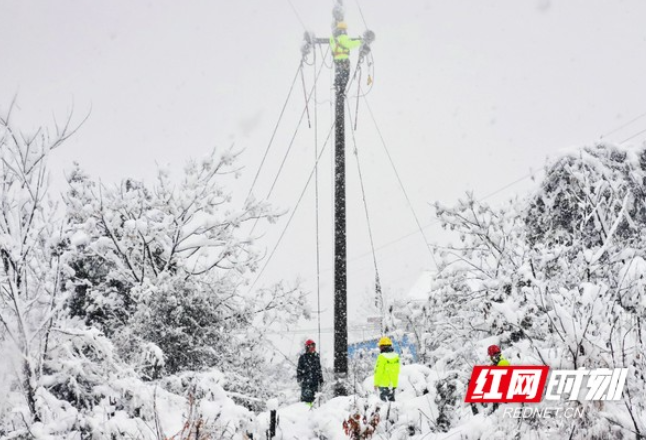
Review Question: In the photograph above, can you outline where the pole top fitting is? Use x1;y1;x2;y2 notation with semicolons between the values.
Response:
363;30;376;44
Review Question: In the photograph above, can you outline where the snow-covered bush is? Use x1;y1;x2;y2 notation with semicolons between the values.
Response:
0;107;77;427
62;151;308;407
395;143;646;438
0;108;308;435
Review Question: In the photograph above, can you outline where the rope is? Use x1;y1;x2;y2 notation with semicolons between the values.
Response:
300;64;312;129
246;47;331;242
285;0;308;31
352;52;375;99
265;48;330;200
248;120;336;294
313;48;322;351
319;43;334;69
346;98;383;325
353;67;362;131
245;62;302;204
362;95;439;268
352;0;369;29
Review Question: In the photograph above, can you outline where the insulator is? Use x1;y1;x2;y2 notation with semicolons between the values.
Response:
363;30;376;44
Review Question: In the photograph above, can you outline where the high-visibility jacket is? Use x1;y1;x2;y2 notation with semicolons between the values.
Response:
374;351;400;388
493;355;510;366
329;34;362;61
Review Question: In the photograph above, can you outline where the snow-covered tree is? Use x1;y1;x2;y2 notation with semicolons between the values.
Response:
0;106;143;438
63;150;308;406
0;106;76;425
397;143;646;438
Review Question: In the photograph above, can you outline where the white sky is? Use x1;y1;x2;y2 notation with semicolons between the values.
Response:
2;0;646;361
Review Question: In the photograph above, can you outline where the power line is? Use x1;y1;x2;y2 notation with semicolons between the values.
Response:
248;119;335;293
600;110;646;139
362;94;438;267
248;39;369;291
620;127;646;144
245;62;303;204
265;52;329;200
352;0;369;29
228;324;382;338
347;94;384;318
245;48;331;240
285;0;308;31
313;47;323;352
301;169;542;282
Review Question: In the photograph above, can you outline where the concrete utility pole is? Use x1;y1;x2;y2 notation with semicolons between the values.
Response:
332;0;349;398
302;0;374;397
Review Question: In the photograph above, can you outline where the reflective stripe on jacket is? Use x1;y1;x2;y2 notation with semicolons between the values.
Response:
329;34;362;60
374;352;400;388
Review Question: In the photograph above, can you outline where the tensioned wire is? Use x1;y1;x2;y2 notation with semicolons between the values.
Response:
244;61;302;205
267;0;646;301
313;47;322;348
361;94;438;268
266;51;330;201
275;0;372;359
346;95;383;327
244;48;330;241
324;105;646;272
246;104;335;294
247;38;370;291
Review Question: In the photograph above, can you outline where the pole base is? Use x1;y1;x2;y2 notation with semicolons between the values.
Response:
333;374;348;397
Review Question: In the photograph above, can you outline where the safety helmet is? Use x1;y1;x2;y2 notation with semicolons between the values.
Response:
378;336;393;347
487;345;501;357
305;339;316;346
336;21;348;30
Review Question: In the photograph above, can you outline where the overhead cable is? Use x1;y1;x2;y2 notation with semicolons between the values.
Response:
600;110;646;139
265;48;330;200
245;62;302;204
285;0;308;31
248;120;335;293
362;95;438;267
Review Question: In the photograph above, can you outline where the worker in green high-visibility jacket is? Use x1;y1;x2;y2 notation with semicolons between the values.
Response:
373;336;400;402
329;21;362;93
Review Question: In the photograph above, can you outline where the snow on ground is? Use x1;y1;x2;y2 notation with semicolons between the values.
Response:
254;364;470;439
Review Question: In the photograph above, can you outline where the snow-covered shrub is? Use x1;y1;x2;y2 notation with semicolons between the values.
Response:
0;108;78;427
62;152;308;405
394;143;646;438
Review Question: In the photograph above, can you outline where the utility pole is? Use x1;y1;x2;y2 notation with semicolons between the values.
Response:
302;0;374;397
331;0;349;398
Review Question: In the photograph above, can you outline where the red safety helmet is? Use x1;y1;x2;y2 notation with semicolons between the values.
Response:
487;345;501;357
305;339;316;346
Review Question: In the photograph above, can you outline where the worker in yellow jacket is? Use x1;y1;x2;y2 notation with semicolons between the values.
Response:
487;345;510;366
329;21;362;92
374;336;400;402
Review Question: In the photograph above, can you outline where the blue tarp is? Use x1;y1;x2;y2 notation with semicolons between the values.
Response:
348;334;417;362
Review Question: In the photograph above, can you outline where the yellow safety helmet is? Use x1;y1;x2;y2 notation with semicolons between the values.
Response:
336;21;348;30
378;336;392;346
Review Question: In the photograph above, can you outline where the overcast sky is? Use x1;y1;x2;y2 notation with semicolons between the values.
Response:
2;0;646;360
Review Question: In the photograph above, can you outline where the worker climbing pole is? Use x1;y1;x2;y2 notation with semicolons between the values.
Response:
302;0;375;397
